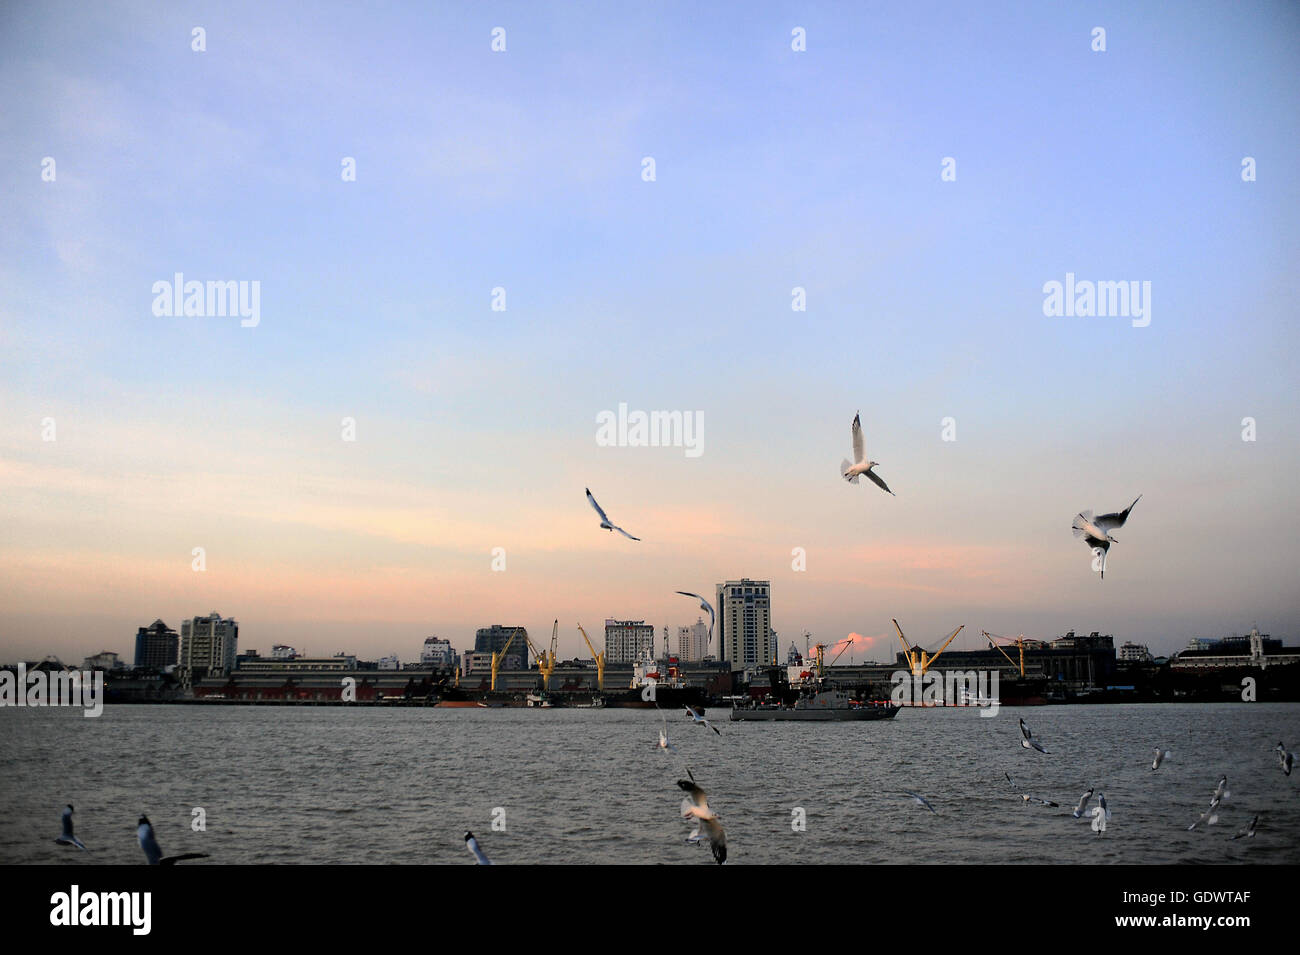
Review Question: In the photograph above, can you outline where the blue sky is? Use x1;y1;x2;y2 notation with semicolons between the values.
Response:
2;1;1298;662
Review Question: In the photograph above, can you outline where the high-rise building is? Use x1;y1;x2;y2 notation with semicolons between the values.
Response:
474;625;528;657
134;619;179;669
605;619;654;663
179;612;239;677
677;617;710;662
716;579;772;666
420;636;456;667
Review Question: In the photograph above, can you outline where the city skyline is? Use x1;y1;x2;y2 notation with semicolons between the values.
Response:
3;2;1299;664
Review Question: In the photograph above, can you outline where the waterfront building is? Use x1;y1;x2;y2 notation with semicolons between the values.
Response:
420;636;456;666
462;650;522;674
82;650;122;671
715;579;773;666
605;619;654;663
133;619;179;669
377;655;401;670
236;655;357;672
270;644;299;660
676;618;710;662
1118;641;1152;663
179;612;239;679
474;625;528;657
1172;627;1299;670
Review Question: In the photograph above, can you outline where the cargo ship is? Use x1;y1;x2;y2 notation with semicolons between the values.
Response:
730;688;899;721
600;651;708;710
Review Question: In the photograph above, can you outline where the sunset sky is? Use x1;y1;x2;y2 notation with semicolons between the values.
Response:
2;1;1298;664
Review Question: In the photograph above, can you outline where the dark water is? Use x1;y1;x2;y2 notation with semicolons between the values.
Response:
2;703;1297;864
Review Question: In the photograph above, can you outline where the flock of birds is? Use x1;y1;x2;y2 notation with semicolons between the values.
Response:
589;411;1143;579
53;807;210;864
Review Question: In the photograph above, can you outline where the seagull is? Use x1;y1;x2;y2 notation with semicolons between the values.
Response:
1230;815;1258;840
1005;772;1057;806
1212;775;1230;802
137;815;209;865
675;592;716;646
464;830;492;865
1072;495;1141;579
684;705;720;735
1151;748;1171;771
654;704;677;752
1187;797;1221;831
900;791;938;814
585;488;640;540
1276;742;1294;777
1019;717;1049;754
1090;793;1111;833
840;412;894;496
677;778;727;864
1071;788;1095;819
54;804;86;850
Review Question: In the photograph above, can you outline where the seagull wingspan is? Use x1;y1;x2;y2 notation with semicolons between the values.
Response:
1095;495;1141;533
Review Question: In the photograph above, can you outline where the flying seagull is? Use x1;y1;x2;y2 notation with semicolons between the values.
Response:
654;704;677;753
1230;815;1258;840
1071;789;1095;819
1187;797;1221;831
677;778;727;864
54;804;86;850
900;791;938;814
585;488;640;541
1072;495;1141;579
1151;748;1171;771
684;705;720;735
1005;772;1057;807
1019;718;1049;754
674;592;715;646
137;815;209;865
464;830;492;865
840;412;894;496
1276;742;1294;777
1090;793;1112;834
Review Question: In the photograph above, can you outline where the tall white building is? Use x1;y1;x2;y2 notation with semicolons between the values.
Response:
677;618;710;662
420;636;456;667
716;579;772;666
605;619;654;663
180;612;239;677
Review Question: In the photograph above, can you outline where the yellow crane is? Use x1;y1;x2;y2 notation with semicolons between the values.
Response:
983;631;1027;677
810;637;854;678
576;623;605;691
490;627;522;692
893;619;964;676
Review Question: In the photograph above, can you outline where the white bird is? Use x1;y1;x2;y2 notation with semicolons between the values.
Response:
654;704;677;753
1230;815;1258;840
840;412;894;496
684;705;720;735
1276;742;1294;777
675;592;715;646
1090;793;1112;833
678;778;727;864
1071;788;1094;819
137;815;209;865
1019;717;1049;754
54;804;86;850
1187;797;1221;831
1005;772;1057;807
900;791;938;814
585;487;640;540
1072;495;1141;579
464;830;492;865
1151;748;1171;771
1212;775;1231;802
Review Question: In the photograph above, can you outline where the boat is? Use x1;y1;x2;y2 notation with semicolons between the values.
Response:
601;650;708;709
730;688;900;722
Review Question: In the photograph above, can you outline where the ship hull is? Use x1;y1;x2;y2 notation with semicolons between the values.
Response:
730;704;900;722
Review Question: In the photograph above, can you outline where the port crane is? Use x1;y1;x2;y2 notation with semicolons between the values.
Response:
811;637;855;678
983;631;1028;677
893;619;964;677
490;628;522;692
576;623;605;692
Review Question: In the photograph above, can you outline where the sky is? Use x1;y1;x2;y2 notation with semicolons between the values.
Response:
1;1;1298;665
